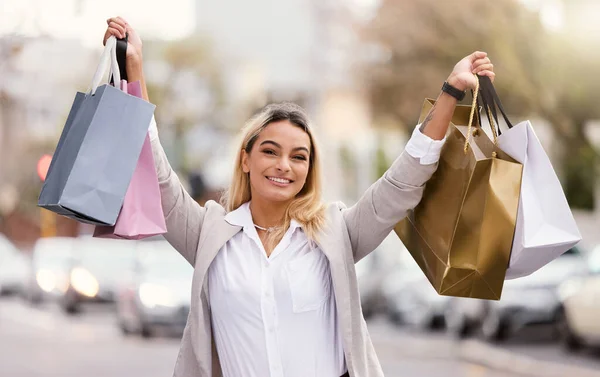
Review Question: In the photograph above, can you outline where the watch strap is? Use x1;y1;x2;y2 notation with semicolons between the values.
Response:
442;81;466;101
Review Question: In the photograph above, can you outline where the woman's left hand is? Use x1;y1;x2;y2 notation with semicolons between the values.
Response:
446;51;495;91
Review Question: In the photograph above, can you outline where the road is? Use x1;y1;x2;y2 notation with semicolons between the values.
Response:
1;298;599;377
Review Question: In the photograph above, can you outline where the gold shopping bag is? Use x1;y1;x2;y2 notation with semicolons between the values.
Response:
395;81;523;300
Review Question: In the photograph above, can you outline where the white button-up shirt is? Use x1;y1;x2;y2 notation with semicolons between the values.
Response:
209;202;346;377
206;125;444;377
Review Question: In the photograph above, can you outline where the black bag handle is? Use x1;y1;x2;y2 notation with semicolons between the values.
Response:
110;33;128;85
478;75;513;136
476;77;500;136
470;78;499;137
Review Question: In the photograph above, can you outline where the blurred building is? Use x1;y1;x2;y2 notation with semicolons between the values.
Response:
193;0;389;202
562;0;600;43
1;0;599;251
0;36;97;247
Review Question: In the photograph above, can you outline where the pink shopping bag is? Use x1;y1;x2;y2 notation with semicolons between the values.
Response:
93;80;167;239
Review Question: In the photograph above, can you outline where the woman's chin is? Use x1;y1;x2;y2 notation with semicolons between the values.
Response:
260;188;296;203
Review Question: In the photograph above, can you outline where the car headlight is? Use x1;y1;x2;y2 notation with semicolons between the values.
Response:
139;283;177;308
36;269;56;293
70;267;99;298
558;278;583;302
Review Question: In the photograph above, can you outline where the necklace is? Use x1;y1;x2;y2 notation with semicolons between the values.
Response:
254;224;281;233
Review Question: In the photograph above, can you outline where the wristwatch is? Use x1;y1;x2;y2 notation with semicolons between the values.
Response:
442;81;466;101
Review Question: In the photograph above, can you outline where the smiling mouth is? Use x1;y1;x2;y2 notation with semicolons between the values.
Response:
266;176;293;185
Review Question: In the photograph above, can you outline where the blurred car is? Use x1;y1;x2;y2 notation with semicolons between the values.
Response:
382;257;450;330
116;238;193;338
557;245;600;350
445;247;586;341
26;237;76;304
61;236;136;314
0;234;29;296
356;233;407;319
444;296;487;338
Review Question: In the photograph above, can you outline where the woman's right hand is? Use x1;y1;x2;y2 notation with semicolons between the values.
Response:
103;16;149;101
103;16;143;63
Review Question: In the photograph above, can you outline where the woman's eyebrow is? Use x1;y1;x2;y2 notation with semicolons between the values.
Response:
259;140;309;154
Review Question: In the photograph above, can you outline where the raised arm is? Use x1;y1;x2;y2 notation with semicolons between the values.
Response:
104;17;206;266
343;51;495;263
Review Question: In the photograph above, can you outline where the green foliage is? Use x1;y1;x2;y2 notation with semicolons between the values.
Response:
362;0;599;210
374;138;390;180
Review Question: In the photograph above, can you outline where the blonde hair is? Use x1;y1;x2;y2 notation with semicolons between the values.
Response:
221;103;326;250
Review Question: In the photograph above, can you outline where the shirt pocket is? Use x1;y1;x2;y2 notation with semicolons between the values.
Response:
286;250;331;313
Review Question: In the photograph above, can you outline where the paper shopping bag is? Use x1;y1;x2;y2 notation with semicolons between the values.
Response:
476;76;582;279
395;84;523;300
38;36;155;226
93;81;167;240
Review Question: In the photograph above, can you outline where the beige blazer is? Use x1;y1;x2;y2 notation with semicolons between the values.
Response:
150;136;437;377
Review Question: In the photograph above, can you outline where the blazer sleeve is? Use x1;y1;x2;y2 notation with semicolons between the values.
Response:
342;151;437;263
150;119;206;266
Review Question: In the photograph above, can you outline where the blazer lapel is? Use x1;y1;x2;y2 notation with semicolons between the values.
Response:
195;216;242;301
317;225;354;365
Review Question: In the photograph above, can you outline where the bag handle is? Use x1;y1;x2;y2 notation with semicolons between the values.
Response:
89;36;121;95
463;74;481;154
478;75;513;134
109;34;129;86
476;78;500;144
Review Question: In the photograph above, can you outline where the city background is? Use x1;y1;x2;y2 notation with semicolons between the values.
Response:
1;0;599;376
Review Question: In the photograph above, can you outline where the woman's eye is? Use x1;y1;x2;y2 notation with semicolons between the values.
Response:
293;155;307;161
263;149;276;155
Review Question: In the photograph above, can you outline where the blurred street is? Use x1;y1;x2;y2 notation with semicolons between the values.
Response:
2;297;600;377
2;1;600;376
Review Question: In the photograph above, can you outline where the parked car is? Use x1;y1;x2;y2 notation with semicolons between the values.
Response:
61;236;136;314
382;256;449;330
116;238;193;338
557;245;600;350
26;237;76;304
445;247;586;341
444;296;487;338
0;234;29;296
356;233;407;319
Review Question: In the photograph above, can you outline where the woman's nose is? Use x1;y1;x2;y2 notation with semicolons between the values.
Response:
276;157;291;172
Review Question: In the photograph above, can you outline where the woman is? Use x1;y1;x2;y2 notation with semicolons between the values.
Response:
104;16;495;377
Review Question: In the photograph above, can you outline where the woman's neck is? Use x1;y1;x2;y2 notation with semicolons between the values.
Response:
249;198;288;228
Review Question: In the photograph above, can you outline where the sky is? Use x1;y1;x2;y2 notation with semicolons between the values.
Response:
1;0;567;48
0;0;196;47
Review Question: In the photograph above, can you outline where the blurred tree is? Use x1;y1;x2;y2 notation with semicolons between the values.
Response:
0;37;25;226
361;0;600;209
339;144;359;200
374;137;390;180
145;36;226;175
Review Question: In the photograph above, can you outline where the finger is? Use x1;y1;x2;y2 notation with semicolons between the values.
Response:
477;70;496;82
470;51;487;62
115;16;128;26
472;57;491;69
106;17;127;28
108;21;126;38
116;17;130;35
103;27;123;44
473;63;494;74
109;21;126;37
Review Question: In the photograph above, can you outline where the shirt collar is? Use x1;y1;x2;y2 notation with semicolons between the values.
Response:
224;201;302;232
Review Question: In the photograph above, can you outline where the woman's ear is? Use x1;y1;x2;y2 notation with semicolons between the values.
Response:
241;149;250;173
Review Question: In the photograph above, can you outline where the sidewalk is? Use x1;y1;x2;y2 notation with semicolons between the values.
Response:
459;340;600;377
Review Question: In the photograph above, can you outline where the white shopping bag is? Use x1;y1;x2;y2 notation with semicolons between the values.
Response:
497;120;582;279
477;76;582;279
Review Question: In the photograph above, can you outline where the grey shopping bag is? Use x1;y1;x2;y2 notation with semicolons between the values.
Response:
38;36;155;226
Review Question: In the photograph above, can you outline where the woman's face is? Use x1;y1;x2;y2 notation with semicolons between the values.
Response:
242;120;311;205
